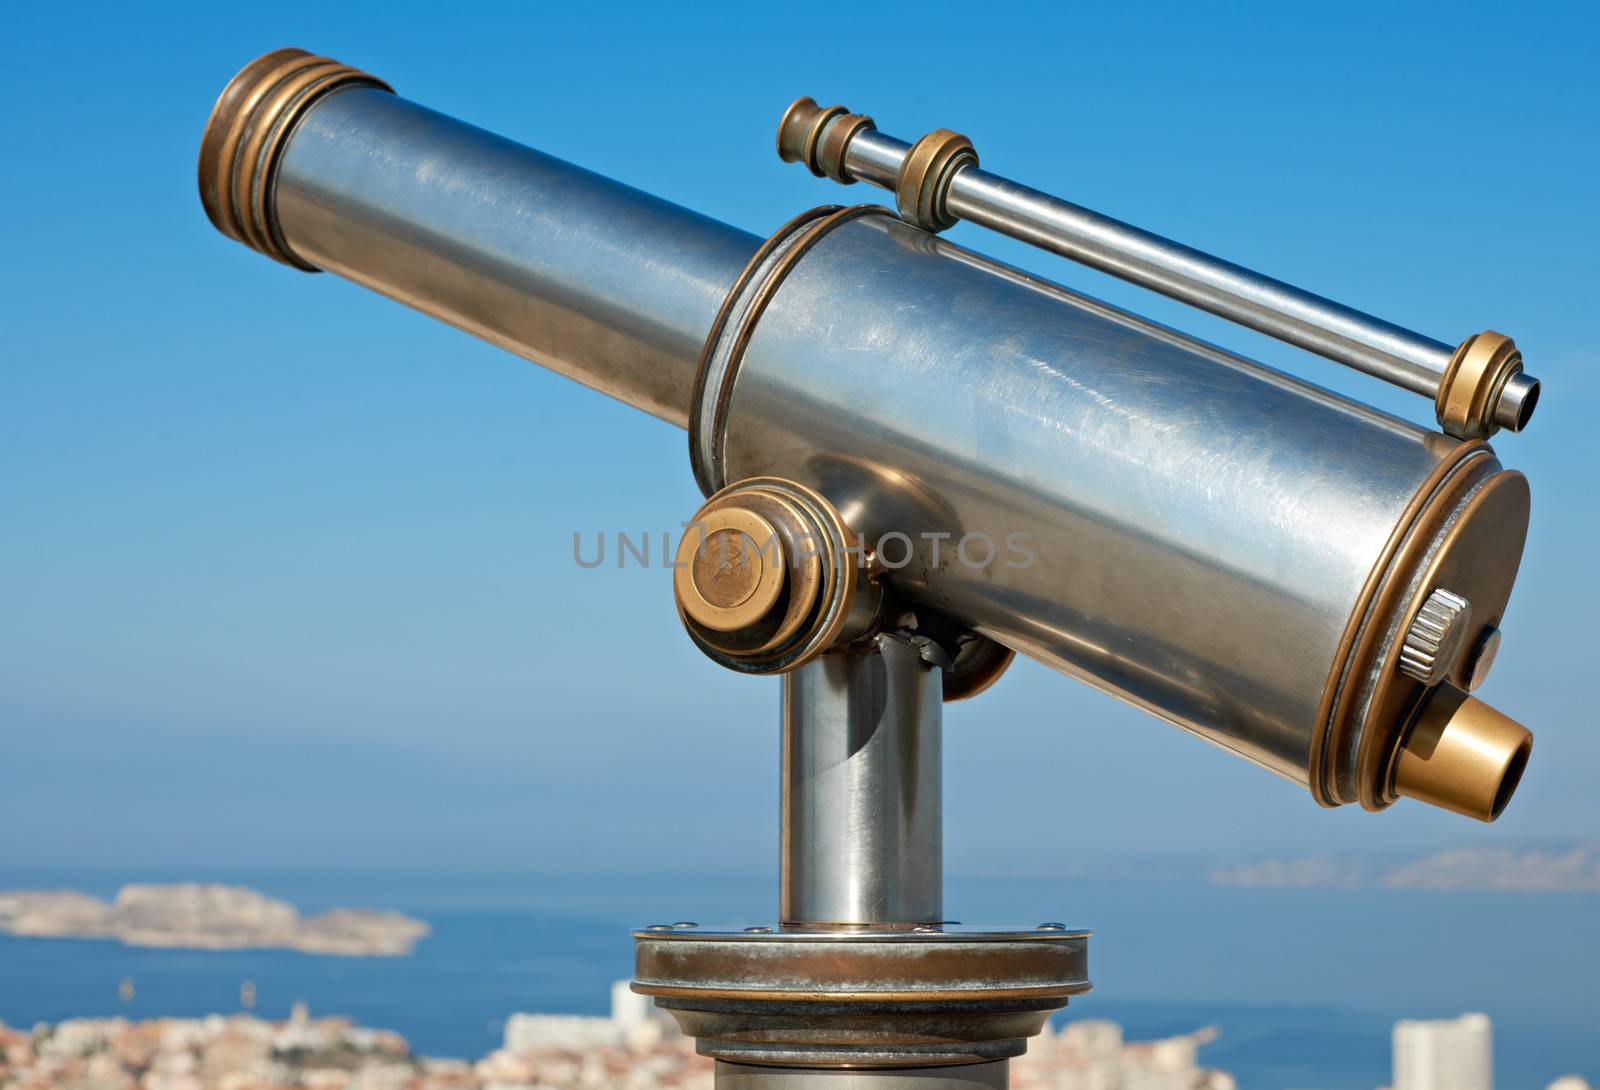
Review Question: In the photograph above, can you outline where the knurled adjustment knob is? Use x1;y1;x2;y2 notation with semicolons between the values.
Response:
1398;588;1473;684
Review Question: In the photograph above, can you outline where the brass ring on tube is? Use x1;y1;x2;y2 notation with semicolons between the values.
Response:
688;205;842;496
691;205;898;496
816;113;876;184
1436;331;1525;440
895;130;978;233
198;48;392;269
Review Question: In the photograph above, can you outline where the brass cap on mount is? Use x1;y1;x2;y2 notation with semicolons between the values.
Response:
674;478;882;674
675;506;791;634
198;48;391;269
1393;684;1532;822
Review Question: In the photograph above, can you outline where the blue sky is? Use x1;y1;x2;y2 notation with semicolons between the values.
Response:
2;1;1596;877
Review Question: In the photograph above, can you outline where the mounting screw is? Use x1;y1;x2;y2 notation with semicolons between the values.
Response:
1399;589;1473;684
1036;922;1068;931
742;926;774;933
670;921;699;929
644;924;674;932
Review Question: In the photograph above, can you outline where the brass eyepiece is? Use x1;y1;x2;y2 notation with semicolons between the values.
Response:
1393;684;1533;822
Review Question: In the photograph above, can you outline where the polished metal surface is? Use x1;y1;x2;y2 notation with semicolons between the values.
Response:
782;637;943;925
716;1061;1008;1089
634;923;1089;941
693;208;842;495
718;214;1472;784
827;120;1538;432
842;129;908;189
943;167;1455;393
1495;372;1540;431
272;86;762;425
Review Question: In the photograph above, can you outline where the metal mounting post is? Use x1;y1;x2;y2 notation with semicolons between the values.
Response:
783;637;943;927
636;631;1089;1089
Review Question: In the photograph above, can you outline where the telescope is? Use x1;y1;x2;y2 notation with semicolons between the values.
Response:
199;49;1543;1089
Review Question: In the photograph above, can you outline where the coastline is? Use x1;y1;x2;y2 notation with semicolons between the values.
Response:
0;885;428;958
1;870;1595;1089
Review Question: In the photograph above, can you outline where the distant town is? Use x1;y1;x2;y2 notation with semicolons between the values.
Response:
1;879;1593;1088
0;984;1231;1090
0;987;1589;1090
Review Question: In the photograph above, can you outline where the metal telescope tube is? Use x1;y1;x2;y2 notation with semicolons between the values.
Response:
198;51;1536;822
198;49;761;426
777;103;1541;440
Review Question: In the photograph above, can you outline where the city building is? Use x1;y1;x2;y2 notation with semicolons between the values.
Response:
500;979;678;1056
1393;1012;1493;1090
1011;1019;1233;1090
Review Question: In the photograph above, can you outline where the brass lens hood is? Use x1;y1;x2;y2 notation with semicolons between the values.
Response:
198;48;391;269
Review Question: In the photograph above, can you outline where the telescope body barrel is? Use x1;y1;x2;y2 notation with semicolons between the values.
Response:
703;209;1526;804
271;86;761;426
199;52;1535;818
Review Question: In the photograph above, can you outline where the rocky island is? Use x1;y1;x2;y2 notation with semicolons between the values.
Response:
0;883;428;956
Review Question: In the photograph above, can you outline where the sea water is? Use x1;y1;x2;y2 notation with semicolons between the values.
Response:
1;869;1595;1090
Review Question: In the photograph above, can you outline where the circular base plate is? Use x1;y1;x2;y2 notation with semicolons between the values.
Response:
632;924;1091;1068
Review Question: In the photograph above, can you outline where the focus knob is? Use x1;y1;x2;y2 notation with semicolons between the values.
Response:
673;478;883;674
676;505;790;634
1398;588;1473;684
